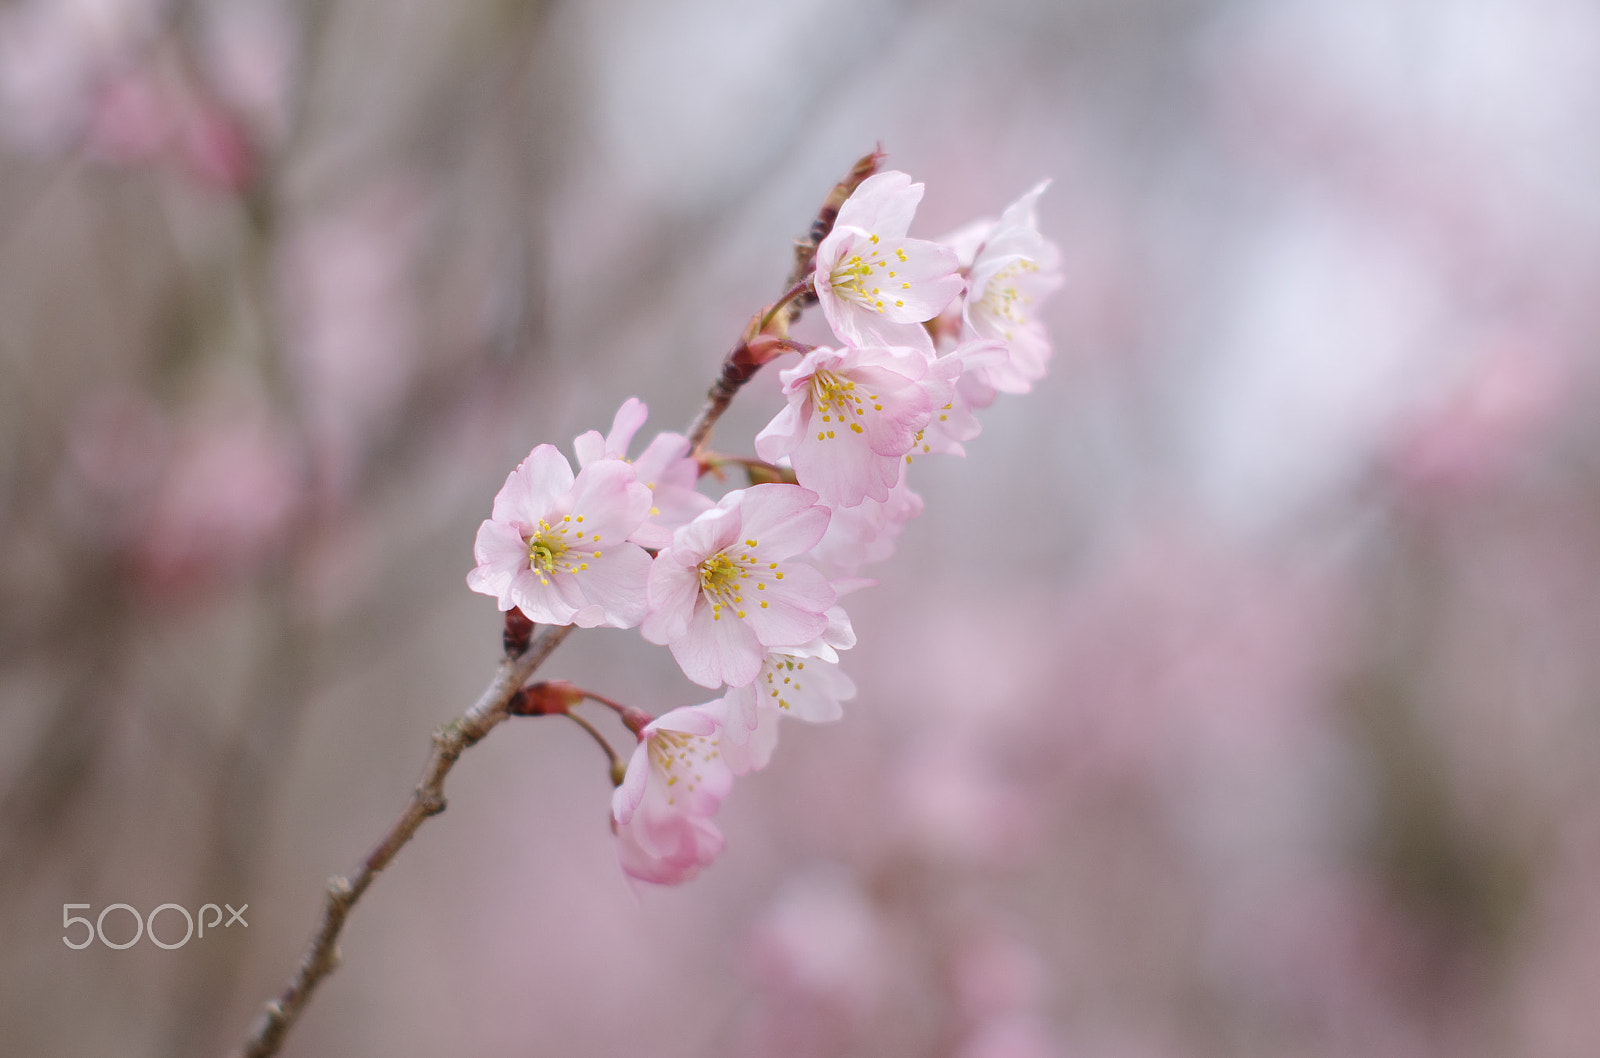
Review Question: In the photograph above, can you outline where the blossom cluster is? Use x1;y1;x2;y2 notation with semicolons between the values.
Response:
468;170;1061;884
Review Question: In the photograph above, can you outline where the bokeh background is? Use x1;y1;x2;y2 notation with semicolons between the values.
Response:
5;0;1600;1055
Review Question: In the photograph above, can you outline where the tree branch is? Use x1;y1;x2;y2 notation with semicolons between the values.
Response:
236;623;571;1058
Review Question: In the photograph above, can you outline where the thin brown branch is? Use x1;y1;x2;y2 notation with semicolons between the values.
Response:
235;623;572;1058
563;711;626;785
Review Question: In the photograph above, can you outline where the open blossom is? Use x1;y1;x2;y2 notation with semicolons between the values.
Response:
572;397;713;548
612;702;733;885
944;181;1063;394
719;604;857;766
813;171;963;354
754;344;936;508
466;444;653;627
641;484;836;688
718;651;857;776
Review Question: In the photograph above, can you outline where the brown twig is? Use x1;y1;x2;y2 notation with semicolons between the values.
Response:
237;623;573;1058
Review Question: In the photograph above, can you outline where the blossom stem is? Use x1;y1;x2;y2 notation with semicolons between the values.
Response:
577;691;654;736
562;711;625;784
757;279;815;333
699;453;797;486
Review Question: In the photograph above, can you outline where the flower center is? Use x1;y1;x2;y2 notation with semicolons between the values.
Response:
698;548;762;621
977;260;1039;337
761;655;807;711
524;515;600;584
828;236;905;314
651;728;718;804
808;369;876;442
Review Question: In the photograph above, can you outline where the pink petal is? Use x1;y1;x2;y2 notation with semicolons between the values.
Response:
490;444;572;524
738;483;829;559
570;543;652;628
641;554;702;644
833;171;920;239
508;568;580;625
566;459;651;541
605;397;649;454
873;239;963;322
743;562;833;647
674;601;765;688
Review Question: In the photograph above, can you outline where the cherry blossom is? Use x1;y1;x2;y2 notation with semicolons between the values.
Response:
573;397;712;547
945;181;1063;394
718;604;857;769
612;702;733;885
754;344;937;508
466;444;653;628
812;171;963;354
718;652;857;776
641;484;836;688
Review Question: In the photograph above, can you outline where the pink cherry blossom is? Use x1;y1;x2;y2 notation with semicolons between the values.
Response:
946;181;1063;394
717;652;857;777
466;444;653;628
573;397;713;547
640;484;837;688
812;171;963;354
717;605;858;770
612;702;733;885
754;344;937;508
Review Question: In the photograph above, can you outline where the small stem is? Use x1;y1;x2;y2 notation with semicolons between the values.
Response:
563;711;624;781
757;278;814;333
577;692;654;736
699;454;795;486
578;690;629;715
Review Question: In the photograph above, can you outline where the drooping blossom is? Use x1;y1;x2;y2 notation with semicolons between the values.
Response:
573;397;712;548
612;702;733;885
718;605;858;771
466;444;653;628
812;171;963;354
641;484;836;688
943;181;1063;394
754;344;937;508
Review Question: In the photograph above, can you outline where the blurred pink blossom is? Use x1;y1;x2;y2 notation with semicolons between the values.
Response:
131;395;303;595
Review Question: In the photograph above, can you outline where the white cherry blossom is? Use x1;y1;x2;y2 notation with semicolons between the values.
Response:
945;181;1063;394
754;344;940;508
466;444;653;628
641;484;836;689
812;171;963;354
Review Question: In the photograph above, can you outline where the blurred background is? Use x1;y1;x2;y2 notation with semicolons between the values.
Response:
4;0;1600;1055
